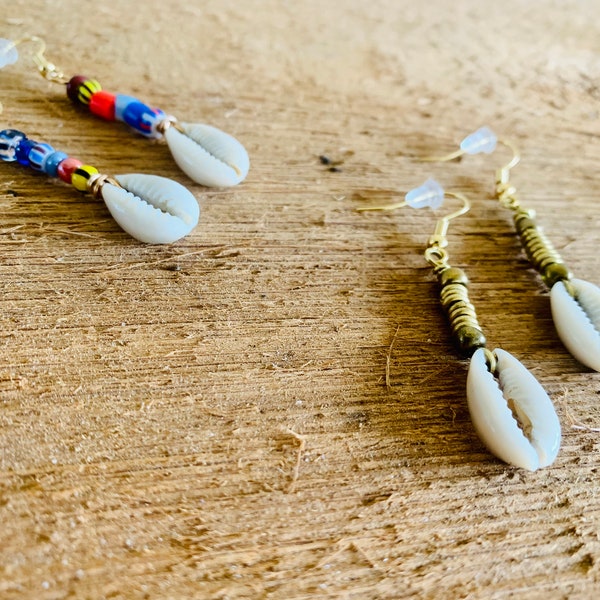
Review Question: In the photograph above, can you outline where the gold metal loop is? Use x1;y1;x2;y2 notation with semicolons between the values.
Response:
155;115;186;136
3;35;67;84
483;348;498;375
424;245;449;269
87;173;123;199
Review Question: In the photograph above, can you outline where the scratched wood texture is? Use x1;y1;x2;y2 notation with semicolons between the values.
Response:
1;1;600;598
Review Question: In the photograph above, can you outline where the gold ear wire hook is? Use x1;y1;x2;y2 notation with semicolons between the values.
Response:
419;147;466;163
424;190;470;268
427;191;470;248
4;35;67;84
495;138;522;209
420;126;500;163
495;138;521;183
356;198;408;212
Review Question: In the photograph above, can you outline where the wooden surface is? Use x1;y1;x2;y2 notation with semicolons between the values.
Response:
2;1;600;598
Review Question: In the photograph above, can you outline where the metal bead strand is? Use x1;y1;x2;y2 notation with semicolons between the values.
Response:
436;265;487;356
513;209;572;288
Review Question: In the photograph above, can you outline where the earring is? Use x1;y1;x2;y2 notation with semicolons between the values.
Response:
359;179;561;471
426;127;600;372
0;122;199;244
0;36;249;188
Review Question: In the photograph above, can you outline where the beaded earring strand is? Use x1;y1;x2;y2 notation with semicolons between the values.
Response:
358;179;561;470
424;127;600;372
0;36;249;187
0;123;199;244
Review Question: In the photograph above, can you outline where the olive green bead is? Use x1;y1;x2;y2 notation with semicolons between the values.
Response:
439;266;469;288
454;326;487;355
543;262;572;288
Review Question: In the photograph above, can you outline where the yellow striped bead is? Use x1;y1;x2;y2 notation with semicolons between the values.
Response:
67;76;102;105
71;165;99;192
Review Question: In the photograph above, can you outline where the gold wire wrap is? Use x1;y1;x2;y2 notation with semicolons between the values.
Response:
495;140;572;289
516;216;563;271
155;116;186;136
482;348;498;375
437;266;487;356
86;173;123;199
421;191;487;356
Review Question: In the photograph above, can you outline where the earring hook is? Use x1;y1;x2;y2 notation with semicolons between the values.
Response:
356;178;470;267
427;190;470;249
0;35;67;84
420;126;498;162
356;178;445;213
494;138;522;210
424;189;470;270
416;126;523;211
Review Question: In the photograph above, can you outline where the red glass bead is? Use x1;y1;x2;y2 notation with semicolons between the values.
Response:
57;157;84;183
89;90;116;121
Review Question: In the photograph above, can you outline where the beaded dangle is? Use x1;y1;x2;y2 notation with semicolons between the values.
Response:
0;37;249;188
0;127;199;243
358;179;561;471
427;127;600;372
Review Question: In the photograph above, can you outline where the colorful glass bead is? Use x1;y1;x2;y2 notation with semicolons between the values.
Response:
27;142;55;172
67;75;102;105
89;90;116;121
43;151;69;177
15;138;36;166
61;75;249;187
57;157;83;184
114;95;164;138
0;129;27;162
1;126;200;243
71;165;99;192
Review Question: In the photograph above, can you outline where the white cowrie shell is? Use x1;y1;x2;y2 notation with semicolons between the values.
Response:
466;348;561;471
551;278;600;371
164;122;250;187
100;173;200;244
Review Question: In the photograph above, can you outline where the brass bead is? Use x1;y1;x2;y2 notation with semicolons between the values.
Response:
455;326;487;355
439;266;469;288
543;262;572;288
514;214;537;234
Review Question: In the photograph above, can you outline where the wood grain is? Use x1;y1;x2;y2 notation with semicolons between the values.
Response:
2;1;600;598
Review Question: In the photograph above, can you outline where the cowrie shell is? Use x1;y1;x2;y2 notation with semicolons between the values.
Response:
164;122;249;187
467;348;561;471
101;173;200;244
551;278;600;371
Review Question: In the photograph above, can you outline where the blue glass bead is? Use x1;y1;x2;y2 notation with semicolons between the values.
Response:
115;94;165;138
15;138;36;166
27;142;55;172
43;151;69;177
0;129;27;162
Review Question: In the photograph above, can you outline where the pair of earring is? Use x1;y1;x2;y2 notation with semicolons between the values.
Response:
0;36;250;243
435;127;600;373
360;127;600;472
